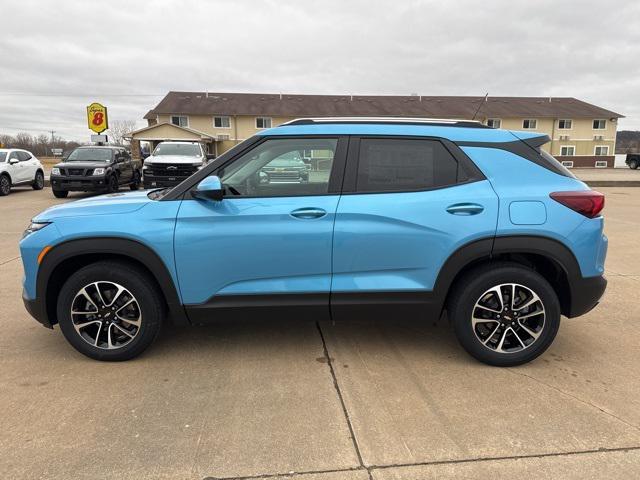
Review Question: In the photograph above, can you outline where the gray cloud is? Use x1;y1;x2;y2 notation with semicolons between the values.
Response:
1;0;639;141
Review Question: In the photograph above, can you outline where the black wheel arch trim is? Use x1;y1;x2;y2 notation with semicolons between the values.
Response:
35;237;188;327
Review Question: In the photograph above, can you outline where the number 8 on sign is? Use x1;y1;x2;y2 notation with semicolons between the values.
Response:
86;103;108;134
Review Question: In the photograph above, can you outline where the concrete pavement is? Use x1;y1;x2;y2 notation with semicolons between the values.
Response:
1;186;639;479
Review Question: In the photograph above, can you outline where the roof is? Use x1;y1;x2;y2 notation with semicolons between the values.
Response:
123;122;214;140
258;122;545;144
145;92;624;120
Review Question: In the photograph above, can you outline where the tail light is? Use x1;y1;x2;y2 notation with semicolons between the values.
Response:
550;191;605;218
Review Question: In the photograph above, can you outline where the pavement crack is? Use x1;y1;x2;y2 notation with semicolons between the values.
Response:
368;445;640;472
202;465;365;480
316;321;373;480
507;369;640;432
0;256;20;267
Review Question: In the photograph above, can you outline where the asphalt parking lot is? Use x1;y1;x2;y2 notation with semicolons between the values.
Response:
1;186;640;479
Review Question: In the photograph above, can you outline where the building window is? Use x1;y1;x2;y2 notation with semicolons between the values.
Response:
558;119;572;129
486;118;501;128
171;115;188;127
560;146;575;156
594;145;609;156
522;119;537;129
593;119;607;129
256;117;272;129
214;116;231;128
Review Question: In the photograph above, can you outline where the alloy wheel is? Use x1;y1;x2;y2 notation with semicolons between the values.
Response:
36;172;44;188
471;283;545;354
70;281;142;349
0;176;9;195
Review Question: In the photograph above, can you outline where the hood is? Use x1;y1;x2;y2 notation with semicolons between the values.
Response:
33;190;152;221
145;155;203;165
55;161;113;168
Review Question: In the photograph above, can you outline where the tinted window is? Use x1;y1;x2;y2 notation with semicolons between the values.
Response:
0;152;6;162
356;139;458;192
18;151;32;161
218;138;337;197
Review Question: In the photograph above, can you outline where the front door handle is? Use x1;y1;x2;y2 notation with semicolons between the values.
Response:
290;207;327;219
446;203;484;216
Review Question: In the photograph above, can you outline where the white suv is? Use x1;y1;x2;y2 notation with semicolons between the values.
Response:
0;149;45;196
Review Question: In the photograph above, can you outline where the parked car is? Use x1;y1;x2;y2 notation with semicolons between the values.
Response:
50;146;142;198
0;148;45;196
142;141;214;189
20;118;607;365
626;153;640;169
260;151;310;183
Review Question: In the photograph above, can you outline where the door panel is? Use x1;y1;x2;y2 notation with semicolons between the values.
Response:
174;195;340;304
331;179;498;308
173;136;347;321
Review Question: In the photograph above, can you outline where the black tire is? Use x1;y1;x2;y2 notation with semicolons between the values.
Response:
0;174;10;196
52;189;68;198
130;170;141;190
57;261;164;361
629;159;639;170
106;175;119;193
32;170;45;190
448;262;561;367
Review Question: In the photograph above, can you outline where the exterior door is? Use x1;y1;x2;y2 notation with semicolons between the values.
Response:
117;150;133;183
174;136;347;323
331;137;499;320
7;152;27;182
18;151;37;181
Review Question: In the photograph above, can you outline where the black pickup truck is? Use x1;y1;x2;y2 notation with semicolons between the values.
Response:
50;146;142;198
626;154;640;169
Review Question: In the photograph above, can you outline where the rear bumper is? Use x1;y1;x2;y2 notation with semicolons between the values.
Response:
568;274;607;318
50;176;108;191
22;289;52;329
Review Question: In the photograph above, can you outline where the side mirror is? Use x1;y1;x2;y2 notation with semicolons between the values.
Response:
9;158;19;165
192;175;224;201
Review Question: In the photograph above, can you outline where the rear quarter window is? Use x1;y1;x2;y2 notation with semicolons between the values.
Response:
356;138;460;192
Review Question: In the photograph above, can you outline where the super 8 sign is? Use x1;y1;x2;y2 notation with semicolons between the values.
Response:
86;103;108;134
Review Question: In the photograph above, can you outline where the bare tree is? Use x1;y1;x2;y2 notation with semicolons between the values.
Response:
109;120;137;146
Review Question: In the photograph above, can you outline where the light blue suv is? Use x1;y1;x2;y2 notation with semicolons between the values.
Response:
20;118;607;365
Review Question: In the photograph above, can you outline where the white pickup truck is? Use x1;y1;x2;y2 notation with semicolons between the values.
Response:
142;141;214;189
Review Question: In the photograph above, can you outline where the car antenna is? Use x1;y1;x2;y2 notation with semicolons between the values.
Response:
471;93;489;120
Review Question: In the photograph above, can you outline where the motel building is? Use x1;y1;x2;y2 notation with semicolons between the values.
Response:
126;92;622;168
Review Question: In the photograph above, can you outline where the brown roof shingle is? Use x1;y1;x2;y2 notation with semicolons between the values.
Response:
145;92;623;120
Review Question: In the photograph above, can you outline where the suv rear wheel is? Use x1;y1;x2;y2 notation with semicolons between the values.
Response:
130;170;141;190
448;262;560;366
32;170;45;190
629;158;639;170
57;261;164;361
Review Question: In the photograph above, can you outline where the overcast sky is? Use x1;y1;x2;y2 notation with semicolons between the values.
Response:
1;0;639;141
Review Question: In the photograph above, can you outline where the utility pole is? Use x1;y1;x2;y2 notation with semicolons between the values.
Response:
49;130;55;156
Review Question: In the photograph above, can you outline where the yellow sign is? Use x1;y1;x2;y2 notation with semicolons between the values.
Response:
86;102;108;134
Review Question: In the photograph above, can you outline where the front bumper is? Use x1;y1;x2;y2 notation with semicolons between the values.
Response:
22;289;52;329
568;274;607;318
50;176;108;191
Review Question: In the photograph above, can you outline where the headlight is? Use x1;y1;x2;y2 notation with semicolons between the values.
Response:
23;221;51;239
51;168;60;175
92;168;105;176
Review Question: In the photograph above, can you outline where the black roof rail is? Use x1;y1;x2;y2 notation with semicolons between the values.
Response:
282;117;490;129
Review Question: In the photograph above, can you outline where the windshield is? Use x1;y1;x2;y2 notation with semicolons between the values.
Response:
0;152;6;162
153;144;201;156
67;148;113;162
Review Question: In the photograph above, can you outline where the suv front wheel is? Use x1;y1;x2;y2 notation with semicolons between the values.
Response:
448;263;561;367
57;261;164;361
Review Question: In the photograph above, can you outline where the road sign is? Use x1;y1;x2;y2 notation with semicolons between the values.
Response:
91;134;108;143
87;102;108;134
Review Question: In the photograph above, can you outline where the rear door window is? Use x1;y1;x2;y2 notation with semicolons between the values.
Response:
355;138;459;193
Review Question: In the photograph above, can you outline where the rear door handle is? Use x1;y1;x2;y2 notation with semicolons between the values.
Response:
290;207;327;219
446;203;484;216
